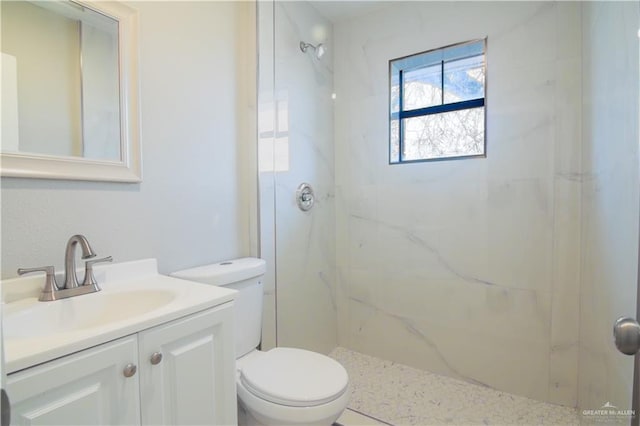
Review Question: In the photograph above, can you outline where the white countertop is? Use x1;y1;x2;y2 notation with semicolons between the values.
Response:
2;259;236;374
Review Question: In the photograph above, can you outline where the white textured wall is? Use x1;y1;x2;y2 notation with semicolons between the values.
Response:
1;1;255;278
258;1;337;354
334;1;582;405
579;1;639;414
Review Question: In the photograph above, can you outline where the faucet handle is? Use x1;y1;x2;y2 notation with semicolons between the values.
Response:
82;256;113;287
17;266;60;301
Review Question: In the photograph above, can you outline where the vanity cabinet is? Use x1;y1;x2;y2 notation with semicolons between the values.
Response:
7;303;236;426
7;336;140;425
138;304;236;426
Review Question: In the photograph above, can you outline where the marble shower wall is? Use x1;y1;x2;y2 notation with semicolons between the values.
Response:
258;1;337;353
333;2;582;406
578;1;639;414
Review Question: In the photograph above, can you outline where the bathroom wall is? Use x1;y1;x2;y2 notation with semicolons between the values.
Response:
258;1;337;353
333;2;582;405
1;1;256;278
579;1;639;413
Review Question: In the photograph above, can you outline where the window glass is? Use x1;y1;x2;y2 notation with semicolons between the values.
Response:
403;64;442;110
402;107;485;161
389;39;486;163
443;55;485;104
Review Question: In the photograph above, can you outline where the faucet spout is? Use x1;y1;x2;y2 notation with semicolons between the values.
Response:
63;234;96;289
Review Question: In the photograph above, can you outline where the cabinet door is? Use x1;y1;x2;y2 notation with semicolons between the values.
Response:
138;303;236;426
7;336;140;426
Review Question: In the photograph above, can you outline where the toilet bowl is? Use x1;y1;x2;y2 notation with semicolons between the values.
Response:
171;258;349;426
236;348;349;426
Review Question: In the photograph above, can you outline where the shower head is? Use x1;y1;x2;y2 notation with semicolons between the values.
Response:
300;41;325;59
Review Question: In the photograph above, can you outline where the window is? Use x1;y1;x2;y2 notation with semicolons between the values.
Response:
389;39;486;163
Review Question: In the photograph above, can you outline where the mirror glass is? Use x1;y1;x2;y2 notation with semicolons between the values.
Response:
0;0;140;182
2;0;120;161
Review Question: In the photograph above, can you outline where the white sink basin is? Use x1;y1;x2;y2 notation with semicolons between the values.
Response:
4;289;176;340
2;259;236;374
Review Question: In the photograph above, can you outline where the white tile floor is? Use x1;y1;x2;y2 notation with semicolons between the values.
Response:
330;347;579;426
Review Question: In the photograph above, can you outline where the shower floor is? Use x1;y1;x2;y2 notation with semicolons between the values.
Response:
330;347;579;426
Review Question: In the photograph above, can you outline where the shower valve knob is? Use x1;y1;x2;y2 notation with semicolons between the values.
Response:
296;183;315;212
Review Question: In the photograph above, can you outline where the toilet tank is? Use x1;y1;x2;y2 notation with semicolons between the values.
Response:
170;258;267;358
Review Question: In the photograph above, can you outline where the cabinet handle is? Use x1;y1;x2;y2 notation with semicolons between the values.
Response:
123;363;137;378
150;352;163;365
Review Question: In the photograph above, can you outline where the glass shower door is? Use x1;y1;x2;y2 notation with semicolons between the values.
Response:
258;0;338;354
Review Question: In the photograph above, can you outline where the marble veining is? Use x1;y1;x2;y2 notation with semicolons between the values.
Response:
350;297;460;377
330;347;579;426
334;1;582;405
350;212;540;295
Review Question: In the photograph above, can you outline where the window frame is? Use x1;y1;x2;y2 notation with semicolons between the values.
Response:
389;38;487;165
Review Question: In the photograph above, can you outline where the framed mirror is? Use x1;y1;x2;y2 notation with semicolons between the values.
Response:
0;0;141;182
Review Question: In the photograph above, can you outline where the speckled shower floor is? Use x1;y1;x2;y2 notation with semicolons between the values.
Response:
330;347;579;426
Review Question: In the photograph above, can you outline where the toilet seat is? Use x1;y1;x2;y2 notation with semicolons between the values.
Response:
239;348;349;407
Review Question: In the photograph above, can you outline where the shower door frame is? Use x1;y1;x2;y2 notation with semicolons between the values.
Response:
633;9;640;426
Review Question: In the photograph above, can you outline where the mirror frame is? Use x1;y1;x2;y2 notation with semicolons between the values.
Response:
1;0;141;183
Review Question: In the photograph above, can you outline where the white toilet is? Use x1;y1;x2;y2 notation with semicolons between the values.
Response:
171;258;349;426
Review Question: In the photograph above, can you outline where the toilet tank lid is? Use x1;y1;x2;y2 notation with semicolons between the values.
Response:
170;257;266;287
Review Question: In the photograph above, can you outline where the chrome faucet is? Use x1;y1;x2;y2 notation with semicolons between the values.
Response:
63;234;96;289
17;234;112;301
